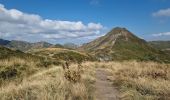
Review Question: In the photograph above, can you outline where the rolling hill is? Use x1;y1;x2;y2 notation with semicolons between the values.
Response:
29;48;94;63
0;45;53;64
79;27;170;62
149;41;170;50
0;45;30;59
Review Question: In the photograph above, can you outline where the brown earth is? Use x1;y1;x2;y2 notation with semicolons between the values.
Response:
95;68;119;100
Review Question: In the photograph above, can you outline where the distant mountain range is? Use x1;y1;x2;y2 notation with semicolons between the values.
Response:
79;27;170;62
0;39;78;51
149;41;170;50
0;39;53;51
0;39;10;45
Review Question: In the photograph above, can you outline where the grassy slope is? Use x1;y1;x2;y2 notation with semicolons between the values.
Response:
93;35;170;63
0;46;27;59
0;46;93;84
0;46;60;82
111;37;170;62
0;46;96;100
29;48;94;63
0;62;95;100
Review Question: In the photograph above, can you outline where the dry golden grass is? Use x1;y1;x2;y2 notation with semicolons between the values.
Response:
0;57;42;83
1;59;169;100
0;59;95;100
84;61;170;100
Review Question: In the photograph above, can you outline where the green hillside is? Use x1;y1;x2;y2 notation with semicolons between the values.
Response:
79;27;170;62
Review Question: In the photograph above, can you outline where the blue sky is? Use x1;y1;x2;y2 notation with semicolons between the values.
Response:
0;0;170;44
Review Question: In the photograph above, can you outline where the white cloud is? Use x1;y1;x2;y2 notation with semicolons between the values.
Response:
152;8;170;17
88;23;103;30
152;32;170;37
0;4;104;42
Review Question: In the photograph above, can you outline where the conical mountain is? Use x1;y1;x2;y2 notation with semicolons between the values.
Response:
79;27;170;62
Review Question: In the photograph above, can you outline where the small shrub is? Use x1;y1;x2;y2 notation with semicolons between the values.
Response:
64;70;81;83
0;65;21;80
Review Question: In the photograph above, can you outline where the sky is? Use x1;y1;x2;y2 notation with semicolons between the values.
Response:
0;0;170;44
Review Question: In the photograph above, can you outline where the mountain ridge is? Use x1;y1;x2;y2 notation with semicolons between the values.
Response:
0;39;10;46
0;39;79;51
5;40;53;51
79;27;170;62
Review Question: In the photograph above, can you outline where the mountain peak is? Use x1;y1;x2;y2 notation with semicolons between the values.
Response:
109;27;129;34
111;27;127;31
107;27;132;38
79;27;137;52
79;27;158;61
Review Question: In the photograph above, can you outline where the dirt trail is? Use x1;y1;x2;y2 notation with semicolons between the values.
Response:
95;68;119;100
